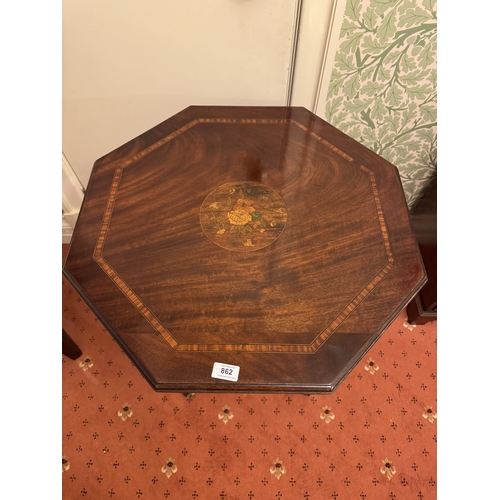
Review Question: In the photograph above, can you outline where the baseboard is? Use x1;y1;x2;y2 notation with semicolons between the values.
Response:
62;217;73;244
62;153;84;245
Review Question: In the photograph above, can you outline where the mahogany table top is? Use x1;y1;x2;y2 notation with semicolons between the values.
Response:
63;106;426;393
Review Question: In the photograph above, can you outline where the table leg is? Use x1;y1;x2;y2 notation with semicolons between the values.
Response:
63;329;83;360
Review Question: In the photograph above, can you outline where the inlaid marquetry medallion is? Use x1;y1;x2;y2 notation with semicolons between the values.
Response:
64;105;426;392
200;182;287;251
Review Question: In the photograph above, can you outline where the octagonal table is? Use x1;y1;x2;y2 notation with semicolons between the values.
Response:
63;106;426;393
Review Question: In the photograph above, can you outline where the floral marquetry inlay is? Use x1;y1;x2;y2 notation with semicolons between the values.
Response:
200;182;287;251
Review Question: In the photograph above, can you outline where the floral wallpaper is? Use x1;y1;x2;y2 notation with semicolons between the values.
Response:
325;0;437;210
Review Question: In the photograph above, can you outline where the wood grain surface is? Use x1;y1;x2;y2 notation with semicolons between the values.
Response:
63;106;426;393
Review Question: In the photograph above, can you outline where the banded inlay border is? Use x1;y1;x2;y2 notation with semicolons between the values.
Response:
93;118;394;353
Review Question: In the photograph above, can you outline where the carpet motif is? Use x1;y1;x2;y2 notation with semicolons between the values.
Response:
63;248;437;499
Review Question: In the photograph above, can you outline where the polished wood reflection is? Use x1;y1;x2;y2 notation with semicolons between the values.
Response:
64;106;425;392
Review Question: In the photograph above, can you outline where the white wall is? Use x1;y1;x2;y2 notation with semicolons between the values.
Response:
62;0;346;241
63;0;301;187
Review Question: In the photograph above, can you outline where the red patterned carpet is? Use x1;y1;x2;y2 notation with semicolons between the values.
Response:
62;245;437;499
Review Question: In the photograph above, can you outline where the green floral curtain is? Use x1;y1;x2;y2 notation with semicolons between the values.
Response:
325;0;437;210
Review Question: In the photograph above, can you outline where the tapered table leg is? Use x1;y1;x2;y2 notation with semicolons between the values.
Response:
63;329;83;360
